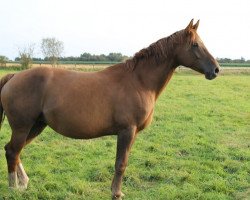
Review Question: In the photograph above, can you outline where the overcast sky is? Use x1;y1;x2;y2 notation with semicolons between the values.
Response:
1;0;250;60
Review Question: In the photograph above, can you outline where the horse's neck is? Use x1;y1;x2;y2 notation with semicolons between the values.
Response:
134;58;177;99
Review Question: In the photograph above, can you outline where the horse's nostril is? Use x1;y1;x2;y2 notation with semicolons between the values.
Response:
215;67;219;74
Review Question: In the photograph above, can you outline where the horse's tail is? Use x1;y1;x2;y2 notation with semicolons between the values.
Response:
0;73;15;130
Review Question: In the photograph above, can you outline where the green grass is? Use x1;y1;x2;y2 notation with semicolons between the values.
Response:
0;69;249;199
0;68;21;76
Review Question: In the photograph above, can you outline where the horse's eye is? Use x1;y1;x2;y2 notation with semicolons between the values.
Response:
193;42;198;47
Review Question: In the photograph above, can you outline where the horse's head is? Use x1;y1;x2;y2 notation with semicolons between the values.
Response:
176;19;220;80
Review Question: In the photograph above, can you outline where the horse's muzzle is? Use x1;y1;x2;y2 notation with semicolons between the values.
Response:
205;67;219;80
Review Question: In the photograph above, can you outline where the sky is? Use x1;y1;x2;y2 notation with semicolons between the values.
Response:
1;0;250;60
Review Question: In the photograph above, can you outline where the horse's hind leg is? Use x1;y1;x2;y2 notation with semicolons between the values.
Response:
5;120;46;189
5;117;46;189
5;121;46;189
5;128;30;189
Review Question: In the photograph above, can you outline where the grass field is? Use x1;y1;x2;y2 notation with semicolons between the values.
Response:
0;68;249;199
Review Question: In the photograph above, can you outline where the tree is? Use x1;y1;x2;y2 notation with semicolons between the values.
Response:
18;44;34;69
0;55;8;67
41;37;64;67
78;52;129;62
107;53;123;62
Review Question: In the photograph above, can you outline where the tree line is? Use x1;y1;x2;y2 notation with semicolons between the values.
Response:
217;57;250;63
16;52;130;63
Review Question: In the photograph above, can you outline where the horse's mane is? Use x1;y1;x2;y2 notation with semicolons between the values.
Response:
125;30;185;70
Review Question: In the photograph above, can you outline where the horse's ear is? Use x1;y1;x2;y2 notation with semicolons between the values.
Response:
185;19;194;33
193;20;200;31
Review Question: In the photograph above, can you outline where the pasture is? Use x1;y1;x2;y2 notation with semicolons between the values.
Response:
0;68;249;199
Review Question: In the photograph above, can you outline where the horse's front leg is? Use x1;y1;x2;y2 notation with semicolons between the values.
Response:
111;126;136;199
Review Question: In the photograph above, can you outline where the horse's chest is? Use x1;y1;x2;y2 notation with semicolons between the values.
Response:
137;108;154;131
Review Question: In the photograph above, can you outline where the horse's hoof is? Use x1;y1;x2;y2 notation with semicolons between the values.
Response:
9;181;28;191
8;172;18;188
9;186;17;190
112;197;122;200
17;177;29;190
112;192;125;200
17;183;28;190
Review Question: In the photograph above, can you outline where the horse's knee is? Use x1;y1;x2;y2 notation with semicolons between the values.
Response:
5;148;16;161
115;163;126;175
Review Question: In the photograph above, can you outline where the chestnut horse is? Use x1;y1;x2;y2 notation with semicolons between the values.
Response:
0;19;219;199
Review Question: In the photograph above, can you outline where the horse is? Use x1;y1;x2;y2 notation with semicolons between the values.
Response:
0;19;219;199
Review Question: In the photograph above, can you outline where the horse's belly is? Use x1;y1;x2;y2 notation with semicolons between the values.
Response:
48;120;115;139
44;107;114;139
51;124;114;139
